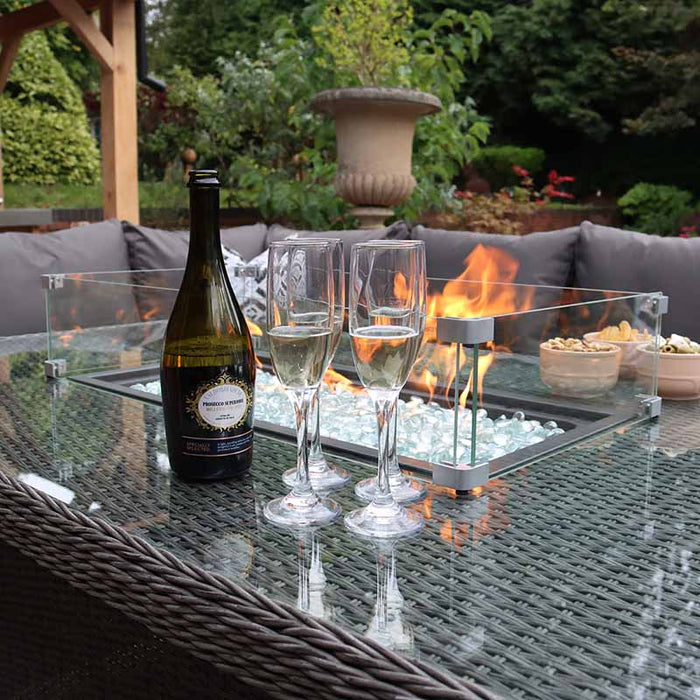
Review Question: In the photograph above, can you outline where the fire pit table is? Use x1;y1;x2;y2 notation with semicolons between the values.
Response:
1;327;699;698
43;269;666;492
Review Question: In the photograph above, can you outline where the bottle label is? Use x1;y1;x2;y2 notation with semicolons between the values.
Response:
160;368;255;459
182;431;253;458
197;383;248;429
185;370;251;432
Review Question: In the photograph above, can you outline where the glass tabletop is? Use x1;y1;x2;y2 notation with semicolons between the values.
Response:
0;339;698;699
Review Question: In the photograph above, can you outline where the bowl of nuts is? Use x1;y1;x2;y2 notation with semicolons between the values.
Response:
540;337;621;398
584;321;653;378
637;334;700;400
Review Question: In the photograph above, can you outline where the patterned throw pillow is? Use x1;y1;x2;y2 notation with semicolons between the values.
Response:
222;246;268;324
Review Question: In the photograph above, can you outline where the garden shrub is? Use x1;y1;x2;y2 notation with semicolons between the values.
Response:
618;182;694;237
0;30;100;184
471;145;545;191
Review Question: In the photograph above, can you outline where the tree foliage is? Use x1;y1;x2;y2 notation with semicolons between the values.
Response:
145;0;310;76
467;0;698;143
313;0;413;86
141;4;492;227
0;28;100;184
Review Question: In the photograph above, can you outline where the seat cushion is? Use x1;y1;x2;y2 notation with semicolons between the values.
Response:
410;225;580;286
123;222;268;269
0;219;136;336
575;221;700;338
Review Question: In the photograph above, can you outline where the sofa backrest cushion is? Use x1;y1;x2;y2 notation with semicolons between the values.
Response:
266;221;410;268
575;221;700;338
123;222;268;270
410;225;580;286
410;226;581;352
0;219;136;337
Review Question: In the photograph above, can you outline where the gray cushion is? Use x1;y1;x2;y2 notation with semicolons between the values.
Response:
410;225;580;286
0;219;136;336
575;221;700;338
123;222;268;269
411;226;581;352
221;224;268;261
266;221;410;268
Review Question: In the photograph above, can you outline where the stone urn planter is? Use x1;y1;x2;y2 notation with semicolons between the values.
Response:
310;87;442;228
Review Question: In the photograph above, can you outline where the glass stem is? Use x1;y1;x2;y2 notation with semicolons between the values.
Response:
308;388;323;468
387;397;400;478
291;390;314;498
374;395;396;506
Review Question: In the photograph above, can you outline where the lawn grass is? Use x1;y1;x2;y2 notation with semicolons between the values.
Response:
3;181;189;209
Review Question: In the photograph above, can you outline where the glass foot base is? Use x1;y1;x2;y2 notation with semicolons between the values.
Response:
264;493;341;528
355;473;427;504
344;500;423;539
283;458;350;492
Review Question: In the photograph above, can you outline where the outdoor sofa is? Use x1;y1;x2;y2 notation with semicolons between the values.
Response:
0;219;698;339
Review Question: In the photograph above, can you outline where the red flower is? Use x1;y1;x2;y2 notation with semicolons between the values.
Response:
548;169;559;185
535;199;545;206
543;183;574;200
680;225;697;235
680;233;690;239
557;175;575;183
454;190;466;200
512;165;529;178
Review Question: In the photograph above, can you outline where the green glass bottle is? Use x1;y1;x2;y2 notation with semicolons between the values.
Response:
160;170;255;480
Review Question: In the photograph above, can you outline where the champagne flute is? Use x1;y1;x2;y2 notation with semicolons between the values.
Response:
283;239;349;491
356;248;427;503
264;240;340;527
345;241;426;539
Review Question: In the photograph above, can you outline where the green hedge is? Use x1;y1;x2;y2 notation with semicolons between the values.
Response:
471;145;546;190
618;182;694;236
0;30;99;184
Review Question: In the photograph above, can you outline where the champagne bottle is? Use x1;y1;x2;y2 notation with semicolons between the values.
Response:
160;170;255;480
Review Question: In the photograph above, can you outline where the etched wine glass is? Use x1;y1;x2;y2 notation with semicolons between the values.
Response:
264;240;340;527
345;241;426;538
283;239;349;491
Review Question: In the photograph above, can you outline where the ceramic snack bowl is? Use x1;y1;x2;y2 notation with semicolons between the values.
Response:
637;347;700;400
540;342;621;398
583;331;649;378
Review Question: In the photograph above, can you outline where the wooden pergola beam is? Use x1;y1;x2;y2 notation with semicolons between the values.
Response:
0;0;100;42
0;35;21;93
48;0;113;71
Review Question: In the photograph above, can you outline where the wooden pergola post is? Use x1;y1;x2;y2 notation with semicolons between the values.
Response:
99;0;138;222
0;0;140;223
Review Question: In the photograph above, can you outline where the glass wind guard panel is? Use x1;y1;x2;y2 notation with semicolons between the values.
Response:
44;269;181;375
45;270;663;484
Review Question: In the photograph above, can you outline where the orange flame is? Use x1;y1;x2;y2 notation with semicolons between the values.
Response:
420;369;438;403
142;305;160;321
413;245;534;405
323;366;363;394
459;349;495;407
58;325;84;348
394;272;409;303
246;319;263;336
